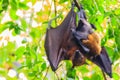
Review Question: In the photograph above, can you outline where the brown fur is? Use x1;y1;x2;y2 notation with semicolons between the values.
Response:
82;32;101;55
65;37;86;67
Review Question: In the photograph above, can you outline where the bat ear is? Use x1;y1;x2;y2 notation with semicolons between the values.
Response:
90;24;97;30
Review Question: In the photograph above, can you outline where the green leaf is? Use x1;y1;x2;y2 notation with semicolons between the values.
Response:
4;21;22;35
0;42;15;64
15;46;25;60
6;22;15;29
113;73;120;80
111;17;117;26
26;56;32;68
59;0;68;4
91;73;101;80
41;62;47;71
9;9;18;20
28;71;37;77
0;24;8;33
65;60;72;70
105;46;114;58
0;0;9;13
101;36;108;46
2;21;14;31
107;25;114;38
13;24;22;35
19;2;29;10
12;29;17;36
67;68;76;79
10;0;18;11
14;28;21;34
114;8;120;15
96;15;104;23
104;12;111;17
29;46;37;60
30;28;41;38
77;65;89;74
115;30;120;51
21;19;28;31
2;0;9;9
83;77;90;80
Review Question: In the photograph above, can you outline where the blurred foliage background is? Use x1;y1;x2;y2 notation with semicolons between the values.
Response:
0;0;120;80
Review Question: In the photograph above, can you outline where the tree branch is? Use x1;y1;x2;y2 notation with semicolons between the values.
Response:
73;0;80;10
102;70;107;80
43;67;49;80
54;0;57;26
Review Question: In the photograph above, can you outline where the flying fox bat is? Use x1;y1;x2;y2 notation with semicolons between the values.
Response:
44;8;86;71
72;6;112;78
44;2;112;78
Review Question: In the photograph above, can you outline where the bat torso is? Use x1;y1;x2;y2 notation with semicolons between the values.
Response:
63;33;86;67
82;32;101;56
44;5;112;78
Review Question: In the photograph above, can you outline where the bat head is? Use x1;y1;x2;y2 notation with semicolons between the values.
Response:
72;50;86;67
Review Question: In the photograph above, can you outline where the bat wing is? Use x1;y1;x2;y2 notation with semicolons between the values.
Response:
44;9;76;71
90;47;112;77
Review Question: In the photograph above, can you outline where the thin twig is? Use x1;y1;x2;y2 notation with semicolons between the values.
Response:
48;13;61;28
102;70;107;80
54;0;57;26
43;67;50;80
32;71;42;80
73;0;80;10
55;71;60;80
47;0;53;21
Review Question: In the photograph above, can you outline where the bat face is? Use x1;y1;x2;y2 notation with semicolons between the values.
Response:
71;50;86;68
63;33;86;67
